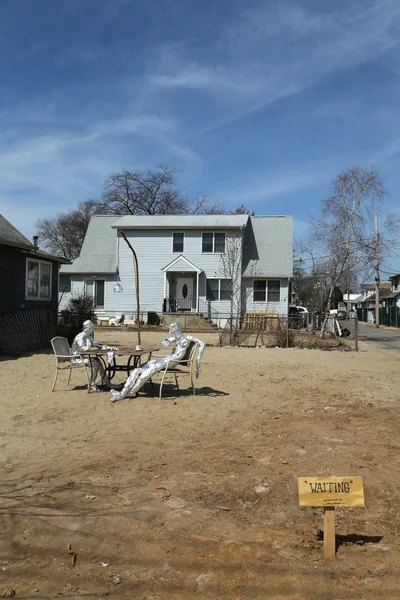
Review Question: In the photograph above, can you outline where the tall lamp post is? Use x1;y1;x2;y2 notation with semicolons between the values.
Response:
114;229;141;345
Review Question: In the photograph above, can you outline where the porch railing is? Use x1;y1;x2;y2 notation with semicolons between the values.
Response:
165;296;193;312
198;299;220;326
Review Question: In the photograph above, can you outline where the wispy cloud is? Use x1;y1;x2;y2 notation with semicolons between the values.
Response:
0;104;200;226
151;0;400;129
215;161;334;209
1;0;400;249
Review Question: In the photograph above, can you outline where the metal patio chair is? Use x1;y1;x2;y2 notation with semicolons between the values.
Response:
158;340;198;399
50;336;90;392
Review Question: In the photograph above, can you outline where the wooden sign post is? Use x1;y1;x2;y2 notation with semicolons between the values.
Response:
298;476;365;559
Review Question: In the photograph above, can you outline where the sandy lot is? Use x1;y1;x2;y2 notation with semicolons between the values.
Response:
1;329;400;599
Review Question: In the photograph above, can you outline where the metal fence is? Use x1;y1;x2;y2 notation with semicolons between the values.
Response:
83;309;358;351
219;313;358;351
358;306;400;328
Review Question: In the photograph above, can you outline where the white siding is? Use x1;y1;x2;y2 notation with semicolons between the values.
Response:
113;229;244;314
59;218;293;318
243;278;290;314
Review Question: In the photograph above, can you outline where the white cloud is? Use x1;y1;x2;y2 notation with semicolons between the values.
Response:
151;0;400;128
218;162;333;209
0;103;201;239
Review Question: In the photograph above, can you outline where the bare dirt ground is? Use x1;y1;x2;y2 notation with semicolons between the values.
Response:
1;329;400;599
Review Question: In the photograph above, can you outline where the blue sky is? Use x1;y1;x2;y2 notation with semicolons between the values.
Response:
1;0;400;275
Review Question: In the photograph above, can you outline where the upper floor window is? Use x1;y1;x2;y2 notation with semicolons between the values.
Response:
85;279;105;309
173;232;184;253
202;232;225;253
26;259;51;300
253;279;281;302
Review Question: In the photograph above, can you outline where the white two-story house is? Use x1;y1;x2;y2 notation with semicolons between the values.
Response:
59;214;293;323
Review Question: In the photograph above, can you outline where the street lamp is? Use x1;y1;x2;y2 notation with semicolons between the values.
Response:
116;229;141;345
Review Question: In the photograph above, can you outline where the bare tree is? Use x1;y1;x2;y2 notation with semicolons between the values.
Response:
183;192;226;215
37;165;227;258
300;166;398;335
293;259;321;309
101;165;226;216
229;204;255;216
219;233;243;344
101;165;182;215
35;199;105;260
218;232;260;344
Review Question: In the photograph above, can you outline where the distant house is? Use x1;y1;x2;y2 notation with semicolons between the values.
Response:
0;214;68;354
358;283;392;308
59;214;293;324
342;293;364;310
387;274;400;307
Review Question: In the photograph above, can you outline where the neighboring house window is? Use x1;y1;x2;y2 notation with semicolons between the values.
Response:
26;259;51;299
253;280;267;302
202;232;226;253
253;279;281;302
85;279;105;309
206;278;231;301
173;232;184;253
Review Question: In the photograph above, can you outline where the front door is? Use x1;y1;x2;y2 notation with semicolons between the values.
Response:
176;277;194;311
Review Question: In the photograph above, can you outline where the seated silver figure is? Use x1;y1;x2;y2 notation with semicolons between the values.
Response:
71;320;118;392
110;322;205;402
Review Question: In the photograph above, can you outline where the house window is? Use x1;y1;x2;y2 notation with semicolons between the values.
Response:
253;279;281;302
253;280;267;302
206;278;231;301
85;279;105;309
268;280;281;302
173;232;184;253
202;232;226;253
26;259;51;299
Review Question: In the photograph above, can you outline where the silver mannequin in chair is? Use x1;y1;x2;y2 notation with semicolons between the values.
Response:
110;322;205;402
71;320;118;392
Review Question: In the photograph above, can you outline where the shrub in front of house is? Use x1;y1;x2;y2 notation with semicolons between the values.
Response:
57;294;96;342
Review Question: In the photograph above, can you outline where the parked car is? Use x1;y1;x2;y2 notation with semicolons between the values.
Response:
295;306;310;313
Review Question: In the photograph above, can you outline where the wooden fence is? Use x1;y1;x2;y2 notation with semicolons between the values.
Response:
0;310;57;356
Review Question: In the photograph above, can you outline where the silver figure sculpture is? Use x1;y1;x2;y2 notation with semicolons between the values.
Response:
110;322;205;402
71;320;118;392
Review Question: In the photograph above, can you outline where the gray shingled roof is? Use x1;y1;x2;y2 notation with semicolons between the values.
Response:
112;214;249;229
60;214;293;276
242;216;293;278
60;215;119;274
0;214;69;262
359;289;393;303
0;214;34;249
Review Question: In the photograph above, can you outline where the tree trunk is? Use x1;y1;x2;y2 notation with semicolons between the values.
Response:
320;285;335;338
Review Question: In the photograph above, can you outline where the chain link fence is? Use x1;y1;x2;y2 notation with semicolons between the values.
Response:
219;313;358;351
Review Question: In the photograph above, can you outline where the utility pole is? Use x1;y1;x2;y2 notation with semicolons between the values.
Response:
375;214;380;328
346;238;351;317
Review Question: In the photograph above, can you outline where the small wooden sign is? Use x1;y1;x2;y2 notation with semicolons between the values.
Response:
298;476;365;507
298;476;365;559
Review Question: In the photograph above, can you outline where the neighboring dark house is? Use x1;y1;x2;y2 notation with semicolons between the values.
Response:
0;214;68;354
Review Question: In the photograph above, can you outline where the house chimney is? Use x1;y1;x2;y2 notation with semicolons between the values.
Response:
33;235;38;248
